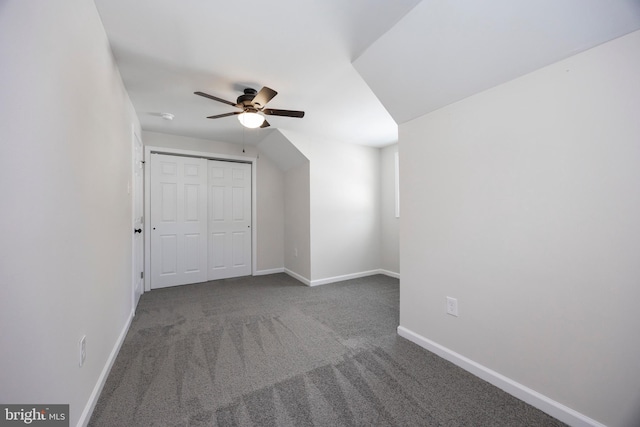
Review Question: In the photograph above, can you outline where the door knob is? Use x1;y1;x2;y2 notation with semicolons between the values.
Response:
134;228;142;234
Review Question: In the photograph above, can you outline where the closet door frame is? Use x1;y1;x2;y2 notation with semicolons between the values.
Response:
144;145;257;292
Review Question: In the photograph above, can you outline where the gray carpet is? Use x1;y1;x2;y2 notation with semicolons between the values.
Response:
89;274;566;426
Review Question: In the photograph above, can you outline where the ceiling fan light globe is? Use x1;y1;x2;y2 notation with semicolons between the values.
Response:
238;112;265;128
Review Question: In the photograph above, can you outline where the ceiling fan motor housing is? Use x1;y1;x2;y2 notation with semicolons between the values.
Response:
237;88;258;108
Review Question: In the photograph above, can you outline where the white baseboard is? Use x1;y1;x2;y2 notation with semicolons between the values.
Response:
77;310;134;427
284;268;398;287
311;269;399;286
397;326;604;427
284;268;311;286
310;269;381;286
254;267;285;276
379;269;400;279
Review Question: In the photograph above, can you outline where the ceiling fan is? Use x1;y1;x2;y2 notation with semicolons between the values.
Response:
194;86;305;129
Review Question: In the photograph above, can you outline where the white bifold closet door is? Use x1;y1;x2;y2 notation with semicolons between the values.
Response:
208;160;251;280
150;154;208;289
150;154;252;289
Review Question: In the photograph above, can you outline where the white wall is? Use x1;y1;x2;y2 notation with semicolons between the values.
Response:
0;1;141;426
256;130;311;274
142;131;286;274
380;144;400;275
142;130;257;157
256;153;285;272
284;161;311;280
399;31;640;427
282;130;381;283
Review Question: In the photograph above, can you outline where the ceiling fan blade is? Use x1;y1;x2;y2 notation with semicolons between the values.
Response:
260;120;271;128
206;111;242;119
251;87;278;109
263;108;305;118
195;91;238;107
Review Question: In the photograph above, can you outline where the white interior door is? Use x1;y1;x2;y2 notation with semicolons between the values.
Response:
208;160;252;280
132;132;144;308
150;154;208;289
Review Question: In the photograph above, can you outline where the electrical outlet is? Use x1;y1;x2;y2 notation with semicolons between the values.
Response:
79;335;86;367
446;297;459;317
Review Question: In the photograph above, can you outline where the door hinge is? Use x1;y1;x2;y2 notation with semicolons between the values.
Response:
140;272;144;279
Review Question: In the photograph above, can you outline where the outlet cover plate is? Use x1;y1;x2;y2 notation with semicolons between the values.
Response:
446;297;459;317
79;335;86;367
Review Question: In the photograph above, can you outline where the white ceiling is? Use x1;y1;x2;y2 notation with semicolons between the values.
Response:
355;0;640;125
93;0;420;147
94;0;640;148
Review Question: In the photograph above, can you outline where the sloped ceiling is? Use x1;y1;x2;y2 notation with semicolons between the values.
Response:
95;0;640;148
354;0;640;125
258;130;308;172
93;0;420;147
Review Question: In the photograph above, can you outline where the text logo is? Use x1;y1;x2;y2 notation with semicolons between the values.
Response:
1;405;68;427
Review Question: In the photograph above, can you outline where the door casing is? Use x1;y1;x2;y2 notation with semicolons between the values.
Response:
132;129;144;311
